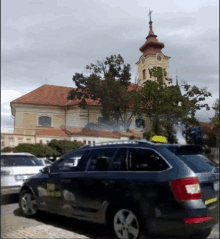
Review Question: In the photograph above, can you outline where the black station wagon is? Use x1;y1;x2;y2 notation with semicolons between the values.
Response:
19;140;219;239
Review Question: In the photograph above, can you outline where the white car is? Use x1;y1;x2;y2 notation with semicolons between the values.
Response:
1;152;45;195
37;158;53;166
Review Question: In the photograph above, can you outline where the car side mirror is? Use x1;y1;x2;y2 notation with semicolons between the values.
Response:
40;166;51;174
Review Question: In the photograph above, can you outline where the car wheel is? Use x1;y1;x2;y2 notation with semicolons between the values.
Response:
19;190;38;217
113;208;141;239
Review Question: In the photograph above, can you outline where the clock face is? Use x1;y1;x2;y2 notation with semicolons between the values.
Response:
157;56;161;61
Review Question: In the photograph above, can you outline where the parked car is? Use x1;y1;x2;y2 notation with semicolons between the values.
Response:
19;141;219;239
37;158;53;167
1;152;45;195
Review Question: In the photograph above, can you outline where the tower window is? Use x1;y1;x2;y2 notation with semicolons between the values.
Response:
143;69;146;80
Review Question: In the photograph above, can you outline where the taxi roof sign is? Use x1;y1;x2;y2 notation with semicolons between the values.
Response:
150;136;168;143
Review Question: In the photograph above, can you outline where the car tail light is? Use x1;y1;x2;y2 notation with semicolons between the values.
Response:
184;216;212;225
170;177;202;201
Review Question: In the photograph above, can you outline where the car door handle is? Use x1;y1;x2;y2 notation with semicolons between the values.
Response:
102;180;115;186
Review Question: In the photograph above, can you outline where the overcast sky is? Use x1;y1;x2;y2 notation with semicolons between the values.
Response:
1;0;219;133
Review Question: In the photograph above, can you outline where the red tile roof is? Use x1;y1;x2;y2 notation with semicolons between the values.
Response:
65;127;141;138
199;122;213;133
35;129;67;137
11;83;141;107
18;127;141;138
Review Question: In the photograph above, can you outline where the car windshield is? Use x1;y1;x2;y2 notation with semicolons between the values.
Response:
1;155;44;166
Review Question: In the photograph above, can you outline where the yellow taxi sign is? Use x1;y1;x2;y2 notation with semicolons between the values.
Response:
150;136;168;143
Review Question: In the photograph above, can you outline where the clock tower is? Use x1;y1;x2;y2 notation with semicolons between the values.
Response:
136;14;171;86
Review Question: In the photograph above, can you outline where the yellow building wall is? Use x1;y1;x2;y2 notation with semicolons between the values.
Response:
23;113;37;129
137;54;170;86
14;111;24;128
54;115;65;129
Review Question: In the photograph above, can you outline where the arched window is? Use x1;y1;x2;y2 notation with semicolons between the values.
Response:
135;119;145;130
143;69;146;80
38;116;51;127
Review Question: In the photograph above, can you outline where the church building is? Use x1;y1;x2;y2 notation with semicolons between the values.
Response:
1;17;170;149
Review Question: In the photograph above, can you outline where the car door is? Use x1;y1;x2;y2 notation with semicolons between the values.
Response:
70;147;119;221
126;147;171;218
50;150;89;217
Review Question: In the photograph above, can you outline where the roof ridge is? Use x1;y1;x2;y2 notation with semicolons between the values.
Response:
43;84;75;89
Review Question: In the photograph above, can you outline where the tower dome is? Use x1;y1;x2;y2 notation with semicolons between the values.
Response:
139;20;165;57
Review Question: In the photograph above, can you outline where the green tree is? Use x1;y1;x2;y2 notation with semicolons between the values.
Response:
136;67;181;142
179;81;212;133
67;54;140;131
210;98;219;135
137;67;212;143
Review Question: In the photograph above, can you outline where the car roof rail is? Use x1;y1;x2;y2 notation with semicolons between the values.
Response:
88;139;155;147
1;152;35;156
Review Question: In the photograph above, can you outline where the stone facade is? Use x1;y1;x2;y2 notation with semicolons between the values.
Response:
136;53;170;86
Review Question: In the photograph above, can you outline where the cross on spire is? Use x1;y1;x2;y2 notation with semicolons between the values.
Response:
148;9;153;22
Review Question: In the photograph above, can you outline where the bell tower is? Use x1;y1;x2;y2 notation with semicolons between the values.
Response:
136;10;171;86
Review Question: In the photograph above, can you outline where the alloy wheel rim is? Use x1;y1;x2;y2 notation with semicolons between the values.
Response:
21;193;37;215
113;209;139;239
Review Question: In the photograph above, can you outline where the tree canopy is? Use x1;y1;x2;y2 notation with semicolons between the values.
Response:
138;67;212;143
68;54;212;143
67;54;140;131
210;98;219;135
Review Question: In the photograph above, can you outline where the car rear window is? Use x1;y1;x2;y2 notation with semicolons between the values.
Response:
167;146;214;173
168;145;216;173
1;156;44;166
176;154;214;173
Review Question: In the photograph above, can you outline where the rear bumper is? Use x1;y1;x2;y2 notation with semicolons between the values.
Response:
147;204;219;236
1;186;21;195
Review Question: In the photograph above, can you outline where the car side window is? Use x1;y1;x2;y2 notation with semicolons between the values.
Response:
113;148;127;171
54;152;85;171
87;148;118;171
128;148;170;171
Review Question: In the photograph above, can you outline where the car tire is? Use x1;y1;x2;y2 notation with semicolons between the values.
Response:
19;190;39;218
113;208;146;239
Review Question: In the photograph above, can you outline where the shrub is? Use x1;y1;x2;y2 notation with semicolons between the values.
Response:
48;140;84;155
1;147;15;153
12;143;59;158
